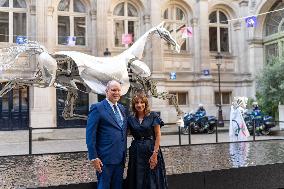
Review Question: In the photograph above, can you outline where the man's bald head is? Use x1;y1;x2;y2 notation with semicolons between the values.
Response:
106;80;122;104
106;80;121;91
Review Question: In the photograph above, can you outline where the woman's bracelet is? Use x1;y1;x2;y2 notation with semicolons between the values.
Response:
153;150;159;153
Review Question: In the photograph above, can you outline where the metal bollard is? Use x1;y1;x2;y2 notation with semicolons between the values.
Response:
253;119;256;141
178;126;181;145
29;127;32;155
188;125;191;145
216;120;219;143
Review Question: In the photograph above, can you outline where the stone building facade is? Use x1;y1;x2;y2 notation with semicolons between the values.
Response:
0;0;283;129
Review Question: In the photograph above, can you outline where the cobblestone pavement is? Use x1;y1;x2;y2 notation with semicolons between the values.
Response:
0;125;283;156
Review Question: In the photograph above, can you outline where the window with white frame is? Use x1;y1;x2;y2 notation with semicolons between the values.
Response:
264;1;284;62
113;1;139;48
209;10;229;52
0;0;27;43
214;91;231;105
57;0;87;46
169;92;188;105
162;5;188;51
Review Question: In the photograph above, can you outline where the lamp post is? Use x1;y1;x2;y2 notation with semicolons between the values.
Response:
215;52;224;131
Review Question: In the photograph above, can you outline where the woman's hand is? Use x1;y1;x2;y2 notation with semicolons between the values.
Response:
149;152;158;169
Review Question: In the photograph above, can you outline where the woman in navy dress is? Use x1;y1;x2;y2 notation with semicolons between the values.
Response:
126;93;168;189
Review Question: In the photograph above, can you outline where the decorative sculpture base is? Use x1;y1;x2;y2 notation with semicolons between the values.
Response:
1;140;284;189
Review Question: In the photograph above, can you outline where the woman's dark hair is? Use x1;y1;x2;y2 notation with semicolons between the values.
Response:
131;93;150;116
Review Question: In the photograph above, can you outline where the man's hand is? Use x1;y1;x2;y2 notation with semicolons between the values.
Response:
91;158;103;173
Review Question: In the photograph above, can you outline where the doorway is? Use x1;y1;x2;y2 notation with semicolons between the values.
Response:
0;84;29;130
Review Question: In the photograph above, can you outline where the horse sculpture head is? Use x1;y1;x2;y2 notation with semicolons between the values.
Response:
0;40;45;72
155;21;180;53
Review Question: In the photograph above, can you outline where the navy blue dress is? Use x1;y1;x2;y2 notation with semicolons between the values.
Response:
126;112;168;189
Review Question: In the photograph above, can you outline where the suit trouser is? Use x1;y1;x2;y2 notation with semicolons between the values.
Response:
96;163;124;189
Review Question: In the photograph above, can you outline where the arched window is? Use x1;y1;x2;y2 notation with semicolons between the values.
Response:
264;1;284;60
57;0;87;46
0;0;27;43
209;10;229;52
162;5;188;51
265;2;284;36
113;1;139;47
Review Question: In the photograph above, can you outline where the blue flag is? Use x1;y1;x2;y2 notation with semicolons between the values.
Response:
245;16;257;27
16;36;27;44
170;72;176;80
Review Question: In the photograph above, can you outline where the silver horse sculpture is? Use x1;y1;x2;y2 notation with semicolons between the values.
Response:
0;22;183;120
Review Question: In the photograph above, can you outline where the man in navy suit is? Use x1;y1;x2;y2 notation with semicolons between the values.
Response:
86;80;127;189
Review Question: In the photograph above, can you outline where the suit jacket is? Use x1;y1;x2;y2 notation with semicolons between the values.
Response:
86;99;127;164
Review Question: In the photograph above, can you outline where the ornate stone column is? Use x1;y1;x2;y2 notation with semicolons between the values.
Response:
90;9;97;55
46;6;55;49
89;9;98;106
29;1;57;128
191;17;199;73
89;7;98;104
143;14;152;68
150;1;163;72
193;0;214;108
248;38;263;97
238;0;249;73
96;0;110;56
196;0;210;72
232;20;242;72
29;5;36;41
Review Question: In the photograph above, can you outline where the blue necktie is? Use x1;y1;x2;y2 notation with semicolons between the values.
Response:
113;105;123;128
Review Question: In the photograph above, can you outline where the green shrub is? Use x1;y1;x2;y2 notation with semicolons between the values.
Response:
256;57;284;117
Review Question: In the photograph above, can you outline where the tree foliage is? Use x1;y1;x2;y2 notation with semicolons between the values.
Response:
256;57;284;116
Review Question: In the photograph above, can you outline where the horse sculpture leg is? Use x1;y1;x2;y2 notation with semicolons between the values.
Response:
0;77;48;97
131;74;184;117
62;88;87;120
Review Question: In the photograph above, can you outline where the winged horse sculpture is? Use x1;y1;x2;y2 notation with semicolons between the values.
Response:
0;22;184;120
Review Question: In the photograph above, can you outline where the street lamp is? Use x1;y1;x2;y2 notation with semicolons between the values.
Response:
215;52;224;128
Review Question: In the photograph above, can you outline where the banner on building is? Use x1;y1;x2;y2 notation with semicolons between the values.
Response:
181;26;193;38
245;16;257;27
16;36;27;44
170;72;176;80
122;34;133;45
203;69;210;76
